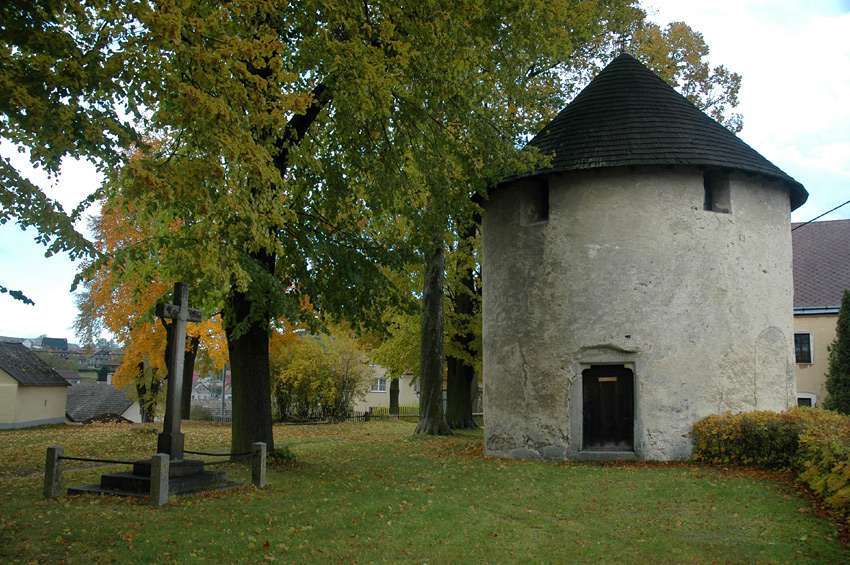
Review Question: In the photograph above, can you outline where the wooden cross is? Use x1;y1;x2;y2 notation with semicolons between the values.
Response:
155;282;203;460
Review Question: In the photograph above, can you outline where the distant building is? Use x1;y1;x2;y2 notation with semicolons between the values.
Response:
56;370;83;385
792;219;850;407
65;383;141;423
41;337;69;351
0;342;69;429
352;366;419;413
0;336;34;349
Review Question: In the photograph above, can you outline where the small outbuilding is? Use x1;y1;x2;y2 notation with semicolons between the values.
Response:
0;342;70;429
482;53;808;461
65;383;142;424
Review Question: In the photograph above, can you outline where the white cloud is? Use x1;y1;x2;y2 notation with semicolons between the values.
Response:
647;0;850;222
0;142;103;341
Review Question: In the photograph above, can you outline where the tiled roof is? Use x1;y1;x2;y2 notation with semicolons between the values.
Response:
41;337;69;350
65;383;135;422
792;219;850;308
517;53;807;211
0;342;70;387
56;370;82;383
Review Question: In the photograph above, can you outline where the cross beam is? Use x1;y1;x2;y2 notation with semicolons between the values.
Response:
156;283;203;460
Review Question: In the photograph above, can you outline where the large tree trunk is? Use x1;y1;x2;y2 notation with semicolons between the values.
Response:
446;358;477;429
135;362;159;423
225;283;275;456
445;221;478;429
415;241;452;435
180;336;200;419
389;377;399;415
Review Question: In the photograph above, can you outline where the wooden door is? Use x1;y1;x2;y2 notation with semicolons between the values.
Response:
582;365;634;450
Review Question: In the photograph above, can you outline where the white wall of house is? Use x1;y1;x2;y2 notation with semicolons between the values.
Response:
120;402;143;423
794;312;839;407
0;371;68;429
483;168;796;461
353;366;419;412
0;372;17;425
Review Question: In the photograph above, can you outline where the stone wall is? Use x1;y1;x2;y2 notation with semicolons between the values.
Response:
482;166;796;461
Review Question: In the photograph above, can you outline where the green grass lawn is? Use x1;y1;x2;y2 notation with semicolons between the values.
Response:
76;370;100;383
1;420;847;563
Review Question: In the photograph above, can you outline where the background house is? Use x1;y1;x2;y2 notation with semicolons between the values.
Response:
190;370;232;421
41;337;69;350
0;336;35;348
65;382;142;423
352;365;419;413
0;342;69;429
792;218;850;407
56;370;83;384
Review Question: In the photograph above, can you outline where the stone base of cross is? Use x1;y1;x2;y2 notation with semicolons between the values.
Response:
155;283;203;460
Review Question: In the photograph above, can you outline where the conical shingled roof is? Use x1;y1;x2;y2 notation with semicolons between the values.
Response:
523;53;808;210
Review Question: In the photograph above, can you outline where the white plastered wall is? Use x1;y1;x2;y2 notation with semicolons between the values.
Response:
0;370;68;428
482;167;796;461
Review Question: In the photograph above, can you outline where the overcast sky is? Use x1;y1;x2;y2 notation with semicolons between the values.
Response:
1;0;849;342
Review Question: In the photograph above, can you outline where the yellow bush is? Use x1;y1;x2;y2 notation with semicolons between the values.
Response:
693;407;850;516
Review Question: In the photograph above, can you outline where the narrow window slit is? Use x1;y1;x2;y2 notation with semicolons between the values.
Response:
703;170;731;214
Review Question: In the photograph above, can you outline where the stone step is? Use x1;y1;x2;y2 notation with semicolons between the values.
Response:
574;450;638;462
132;458;206;478
66;479;242;498
99;469;228;494
67;458;236;497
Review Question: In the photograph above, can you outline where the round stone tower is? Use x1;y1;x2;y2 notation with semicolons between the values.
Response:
482;53;808;461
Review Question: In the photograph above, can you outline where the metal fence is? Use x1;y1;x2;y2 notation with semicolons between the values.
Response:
346;405;420;422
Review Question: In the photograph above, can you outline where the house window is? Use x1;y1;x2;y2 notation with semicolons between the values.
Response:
703;170;731;213
797;393;817;408
370;377;387;393
794;332;813;364
521;179;549;225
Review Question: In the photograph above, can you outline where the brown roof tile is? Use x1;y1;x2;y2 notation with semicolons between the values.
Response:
65;383;134;422
0;342;69;387
792;219;850;308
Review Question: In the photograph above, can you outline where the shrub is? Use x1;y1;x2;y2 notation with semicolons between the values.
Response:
692;410;799;469
189;405;214;421
692;407;850;516
794;408;850;513
267;445;297;467
271;333;370;421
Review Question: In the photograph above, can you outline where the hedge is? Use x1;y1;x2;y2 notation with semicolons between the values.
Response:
692;407;850;515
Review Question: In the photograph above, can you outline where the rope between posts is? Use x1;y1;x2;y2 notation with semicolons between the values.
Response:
184;450;254;457
184;449;255;467
204;454;253;467
58;456;137;465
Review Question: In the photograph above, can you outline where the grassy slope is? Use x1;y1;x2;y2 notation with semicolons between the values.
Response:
0;420;847;563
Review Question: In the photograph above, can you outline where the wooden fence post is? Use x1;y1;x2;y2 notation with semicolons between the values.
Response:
252;442;267;488
150;453;169;506
43;446;63;498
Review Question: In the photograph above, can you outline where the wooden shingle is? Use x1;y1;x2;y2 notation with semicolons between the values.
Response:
519;53;808;210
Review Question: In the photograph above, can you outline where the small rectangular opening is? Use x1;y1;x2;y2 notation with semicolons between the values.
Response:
521;179;549;225
703;171;731;214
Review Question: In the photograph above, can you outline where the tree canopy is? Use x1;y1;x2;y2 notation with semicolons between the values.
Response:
4;0;746;448
1;1;140;301
825;290;850;414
